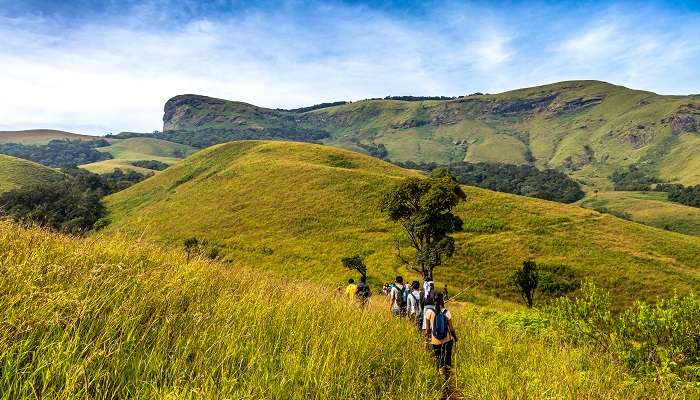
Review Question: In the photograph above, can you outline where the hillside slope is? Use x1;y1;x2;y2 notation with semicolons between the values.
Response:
158;81;700;190
0;129;93;144
81;137;197;174
103;141;700;306
0;154;62;193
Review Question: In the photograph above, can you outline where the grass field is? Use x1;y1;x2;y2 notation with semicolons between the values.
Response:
0;154;62;193
81;137;197;174
103;141;700;307
580;191;700;235
0;129;94;144
1;222;693;399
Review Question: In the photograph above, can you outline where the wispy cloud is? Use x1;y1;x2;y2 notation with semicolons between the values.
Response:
0;1;698;133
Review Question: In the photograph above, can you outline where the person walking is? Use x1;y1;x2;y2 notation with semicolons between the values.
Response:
389;276;407;317
355;275;371;308
425;293;457;379
406;281;423;329
442;284;449;301
345;278;357;300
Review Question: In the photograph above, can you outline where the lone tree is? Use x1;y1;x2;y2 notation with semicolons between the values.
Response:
342;255;367;278
512;260;539;308
183;237;200;262
379;169;466;281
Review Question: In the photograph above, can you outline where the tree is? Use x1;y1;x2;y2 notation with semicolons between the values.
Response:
341;255;367;278
379;171;466;281
513;260;539;308
183;237;200;262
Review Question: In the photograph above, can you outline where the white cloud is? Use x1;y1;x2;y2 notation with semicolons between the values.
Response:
0;2;698;133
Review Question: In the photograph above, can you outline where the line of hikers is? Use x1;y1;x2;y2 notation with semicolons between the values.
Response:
345;275;457;378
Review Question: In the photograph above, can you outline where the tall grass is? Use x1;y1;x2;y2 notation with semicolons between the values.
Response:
0;222;440;399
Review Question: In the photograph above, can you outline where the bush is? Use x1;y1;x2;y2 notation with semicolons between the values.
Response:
131;160;170;171
0;139;112;167
548;281;700;381
610;165;660;191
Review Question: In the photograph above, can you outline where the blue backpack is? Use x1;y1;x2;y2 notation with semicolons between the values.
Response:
432;309;449;340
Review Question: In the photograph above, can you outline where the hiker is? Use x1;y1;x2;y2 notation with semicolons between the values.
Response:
422;292;436;338
425;293;457;378
389;276;408;317
345;278;357;300
407;280;423;329
443;284;449;301
355;275;371;307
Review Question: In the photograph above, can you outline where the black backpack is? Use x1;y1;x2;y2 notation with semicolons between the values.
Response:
394;284;407;309
356;283;370;299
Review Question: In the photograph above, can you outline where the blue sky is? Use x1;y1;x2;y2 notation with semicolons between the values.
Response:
1;0;699;134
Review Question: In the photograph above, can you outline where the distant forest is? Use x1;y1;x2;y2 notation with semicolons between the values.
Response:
0;139;112;167
394;160;585;204
610;166;700;208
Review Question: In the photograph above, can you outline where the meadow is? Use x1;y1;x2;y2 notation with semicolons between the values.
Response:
81;137;197;174
0;154;62;193
1;221;694;399
103;140;700;307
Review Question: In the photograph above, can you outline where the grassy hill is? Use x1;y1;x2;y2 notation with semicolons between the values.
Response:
103;141;700;307
0;129;94;144
4;221;684;399
0;154;62;193
580;191;700;235
159;81;700;191
81;137;197;174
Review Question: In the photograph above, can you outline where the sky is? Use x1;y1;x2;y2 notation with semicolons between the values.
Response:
1;0;699;134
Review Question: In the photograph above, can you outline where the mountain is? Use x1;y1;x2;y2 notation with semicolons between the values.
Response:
81;137;197;174
0;129;94;144
0;154;63;193
157;81;700;191
103;140;700;307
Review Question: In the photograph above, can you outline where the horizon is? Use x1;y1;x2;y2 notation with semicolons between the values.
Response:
1;0;699;134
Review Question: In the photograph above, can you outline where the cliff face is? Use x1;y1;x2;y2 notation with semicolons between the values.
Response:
160;81;700;188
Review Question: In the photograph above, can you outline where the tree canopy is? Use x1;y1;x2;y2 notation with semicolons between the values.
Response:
379;172;466;281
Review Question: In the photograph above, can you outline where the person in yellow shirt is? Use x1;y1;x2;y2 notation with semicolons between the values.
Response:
424;293;457;378
345;278;357;300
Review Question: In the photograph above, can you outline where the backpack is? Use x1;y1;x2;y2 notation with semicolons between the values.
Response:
356;283;370;299
394;285;407;309
409;292;422;316
432;309;449;340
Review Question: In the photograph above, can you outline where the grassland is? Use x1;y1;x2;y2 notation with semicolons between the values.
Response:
0;154;62;193
103;141;700;307
2;222;692;399
81;137;197;174
580;191;700;235
0;129;93;144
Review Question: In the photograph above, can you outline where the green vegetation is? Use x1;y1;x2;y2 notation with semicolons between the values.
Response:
131;159;170;171
0;168;148;234
379;170;466;280
0;222;440;399
0;129;93;144
1;222;693;398
397;160;584;203
580;191;700;235
0;154;63;193
0;139;112;167
82;137;196;174
155;80;700;192
610;165;660;191
511;260;538;307
103;141;700;307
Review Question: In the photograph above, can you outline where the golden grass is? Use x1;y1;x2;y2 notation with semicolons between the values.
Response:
0;154;62;193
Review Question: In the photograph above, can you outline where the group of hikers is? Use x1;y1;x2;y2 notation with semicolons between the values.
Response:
345;275;457;378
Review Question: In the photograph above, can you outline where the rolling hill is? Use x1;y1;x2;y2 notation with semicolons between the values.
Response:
0;129;94;144
81;137;197;174
157;81;700;192
103;141;700;307
0;154;63;193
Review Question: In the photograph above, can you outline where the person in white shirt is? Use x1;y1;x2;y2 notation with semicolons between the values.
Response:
406;281;422;329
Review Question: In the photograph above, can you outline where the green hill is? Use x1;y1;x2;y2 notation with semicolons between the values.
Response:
0;129;94;144
103;141;700;307
81;137;197;174
0;154;62;193
158;81;700;191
